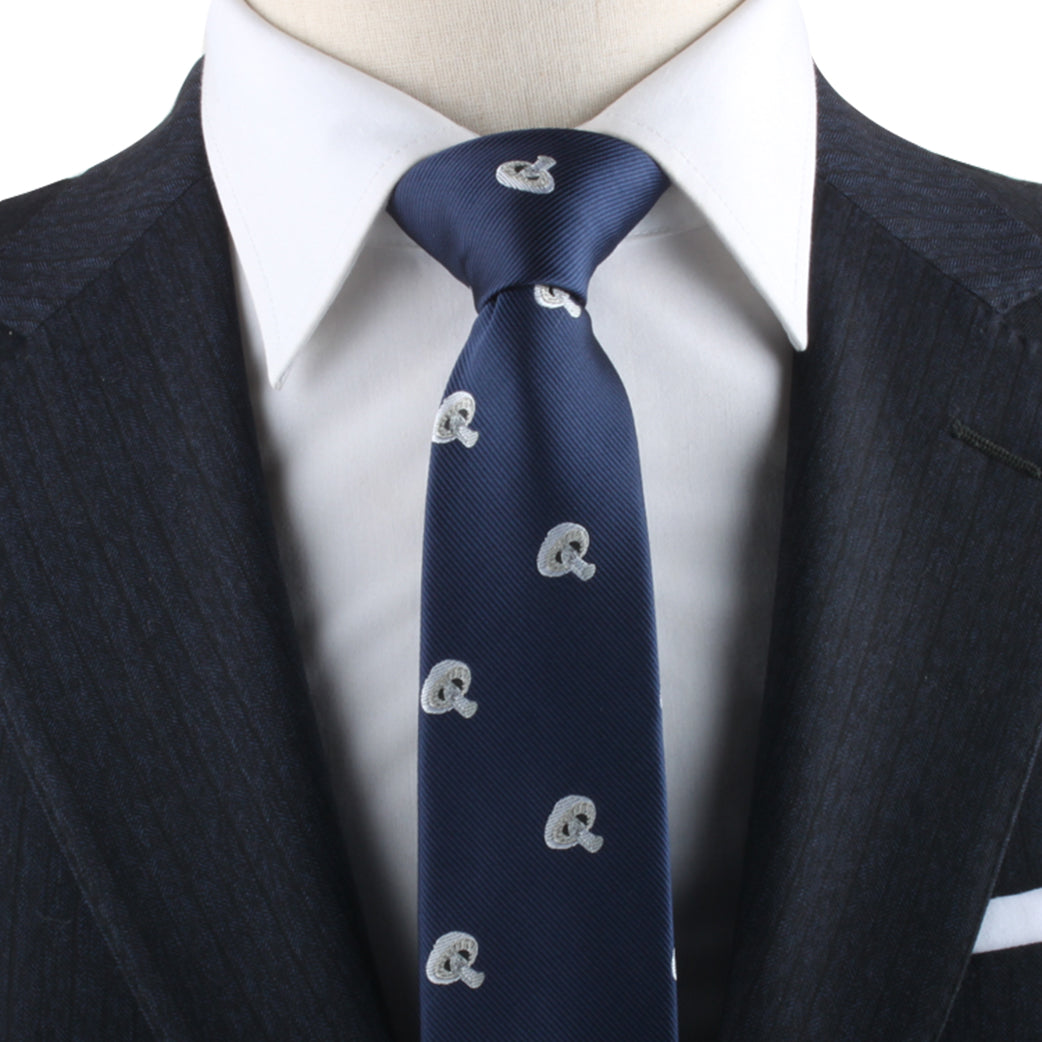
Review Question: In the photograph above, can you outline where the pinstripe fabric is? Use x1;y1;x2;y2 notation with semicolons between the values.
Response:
815;80;1042;313
718;80;1042;1042
943;944;1042;1038
0;65;392;1041
0;59;1041;1041
0;725;153;1039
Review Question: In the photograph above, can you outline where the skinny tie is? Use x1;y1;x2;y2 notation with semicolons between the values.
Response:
390;129;678;1041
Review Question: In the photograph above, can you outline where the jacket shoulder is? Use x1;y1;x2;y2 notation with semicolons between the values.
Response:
0;61;212;339
815;72;1042;321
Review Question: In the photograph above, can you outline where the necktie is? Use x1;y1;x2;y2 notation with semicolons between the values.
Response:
389;129;677;1041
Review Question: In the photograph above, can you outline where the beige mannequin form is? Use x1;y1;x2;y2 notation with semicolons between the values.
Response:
246;0;745;133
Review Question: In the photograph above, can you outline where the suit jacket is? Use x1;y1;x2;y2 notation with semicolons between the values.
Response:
2;61;1042;1041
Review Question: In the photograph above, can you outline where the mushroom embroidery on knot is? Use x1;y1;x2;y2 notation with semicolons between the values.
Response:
421;660;477;718
495;155;556;194
544;795;604;853
537;522;596;581
426;932;485;989
534;284;582;317
432;391;479;448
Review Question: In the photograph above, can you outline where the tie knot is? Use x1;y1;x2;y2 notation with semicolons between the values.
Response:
389;129;669;310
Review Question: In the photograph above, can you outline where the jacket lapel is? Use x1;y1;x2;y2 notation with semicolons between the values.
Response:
0;66;391;1041
720;80;1042;1041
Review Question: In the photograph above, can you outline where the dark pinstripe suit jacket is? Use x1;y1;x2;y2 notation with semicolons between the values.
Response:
2;62;1042;1040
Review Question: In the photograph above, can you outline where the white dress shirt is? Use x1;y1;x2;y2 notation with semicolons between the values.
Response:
201;0;816;1034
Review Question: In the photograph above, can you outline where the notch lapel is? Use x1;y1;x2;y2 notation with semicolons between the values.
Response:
720;81;1042;1041
0;67;391;1041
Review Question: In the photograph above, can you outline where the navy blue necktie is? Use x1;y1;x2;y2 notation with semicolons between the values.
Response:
390;129;677;1042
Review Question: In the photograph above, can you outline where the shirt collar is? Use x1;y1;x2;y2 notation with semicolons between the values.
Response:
201;0;815;388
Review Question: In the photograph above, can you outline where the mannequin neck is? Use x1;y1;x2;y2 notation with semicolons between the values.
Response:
246;0;745;133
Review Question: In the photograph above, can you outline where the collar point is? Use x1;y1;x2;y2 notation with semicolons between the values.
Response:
267;355;295;390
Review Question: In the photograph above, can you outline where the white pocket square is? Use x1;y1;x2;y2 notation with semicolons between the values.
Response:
973;887;1042;953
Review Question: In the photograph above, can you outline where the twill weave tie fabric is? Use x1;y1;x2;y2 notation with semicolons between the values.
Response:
389;129;677;1041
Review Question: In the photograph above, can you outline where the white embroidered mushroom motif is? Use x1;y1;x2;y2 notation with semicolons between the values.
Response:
432;391;479;448
544;795;604;853
534;284;582;317
421;660;477;718
426;931;485;989
495;155;557;194
537;522;596;581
